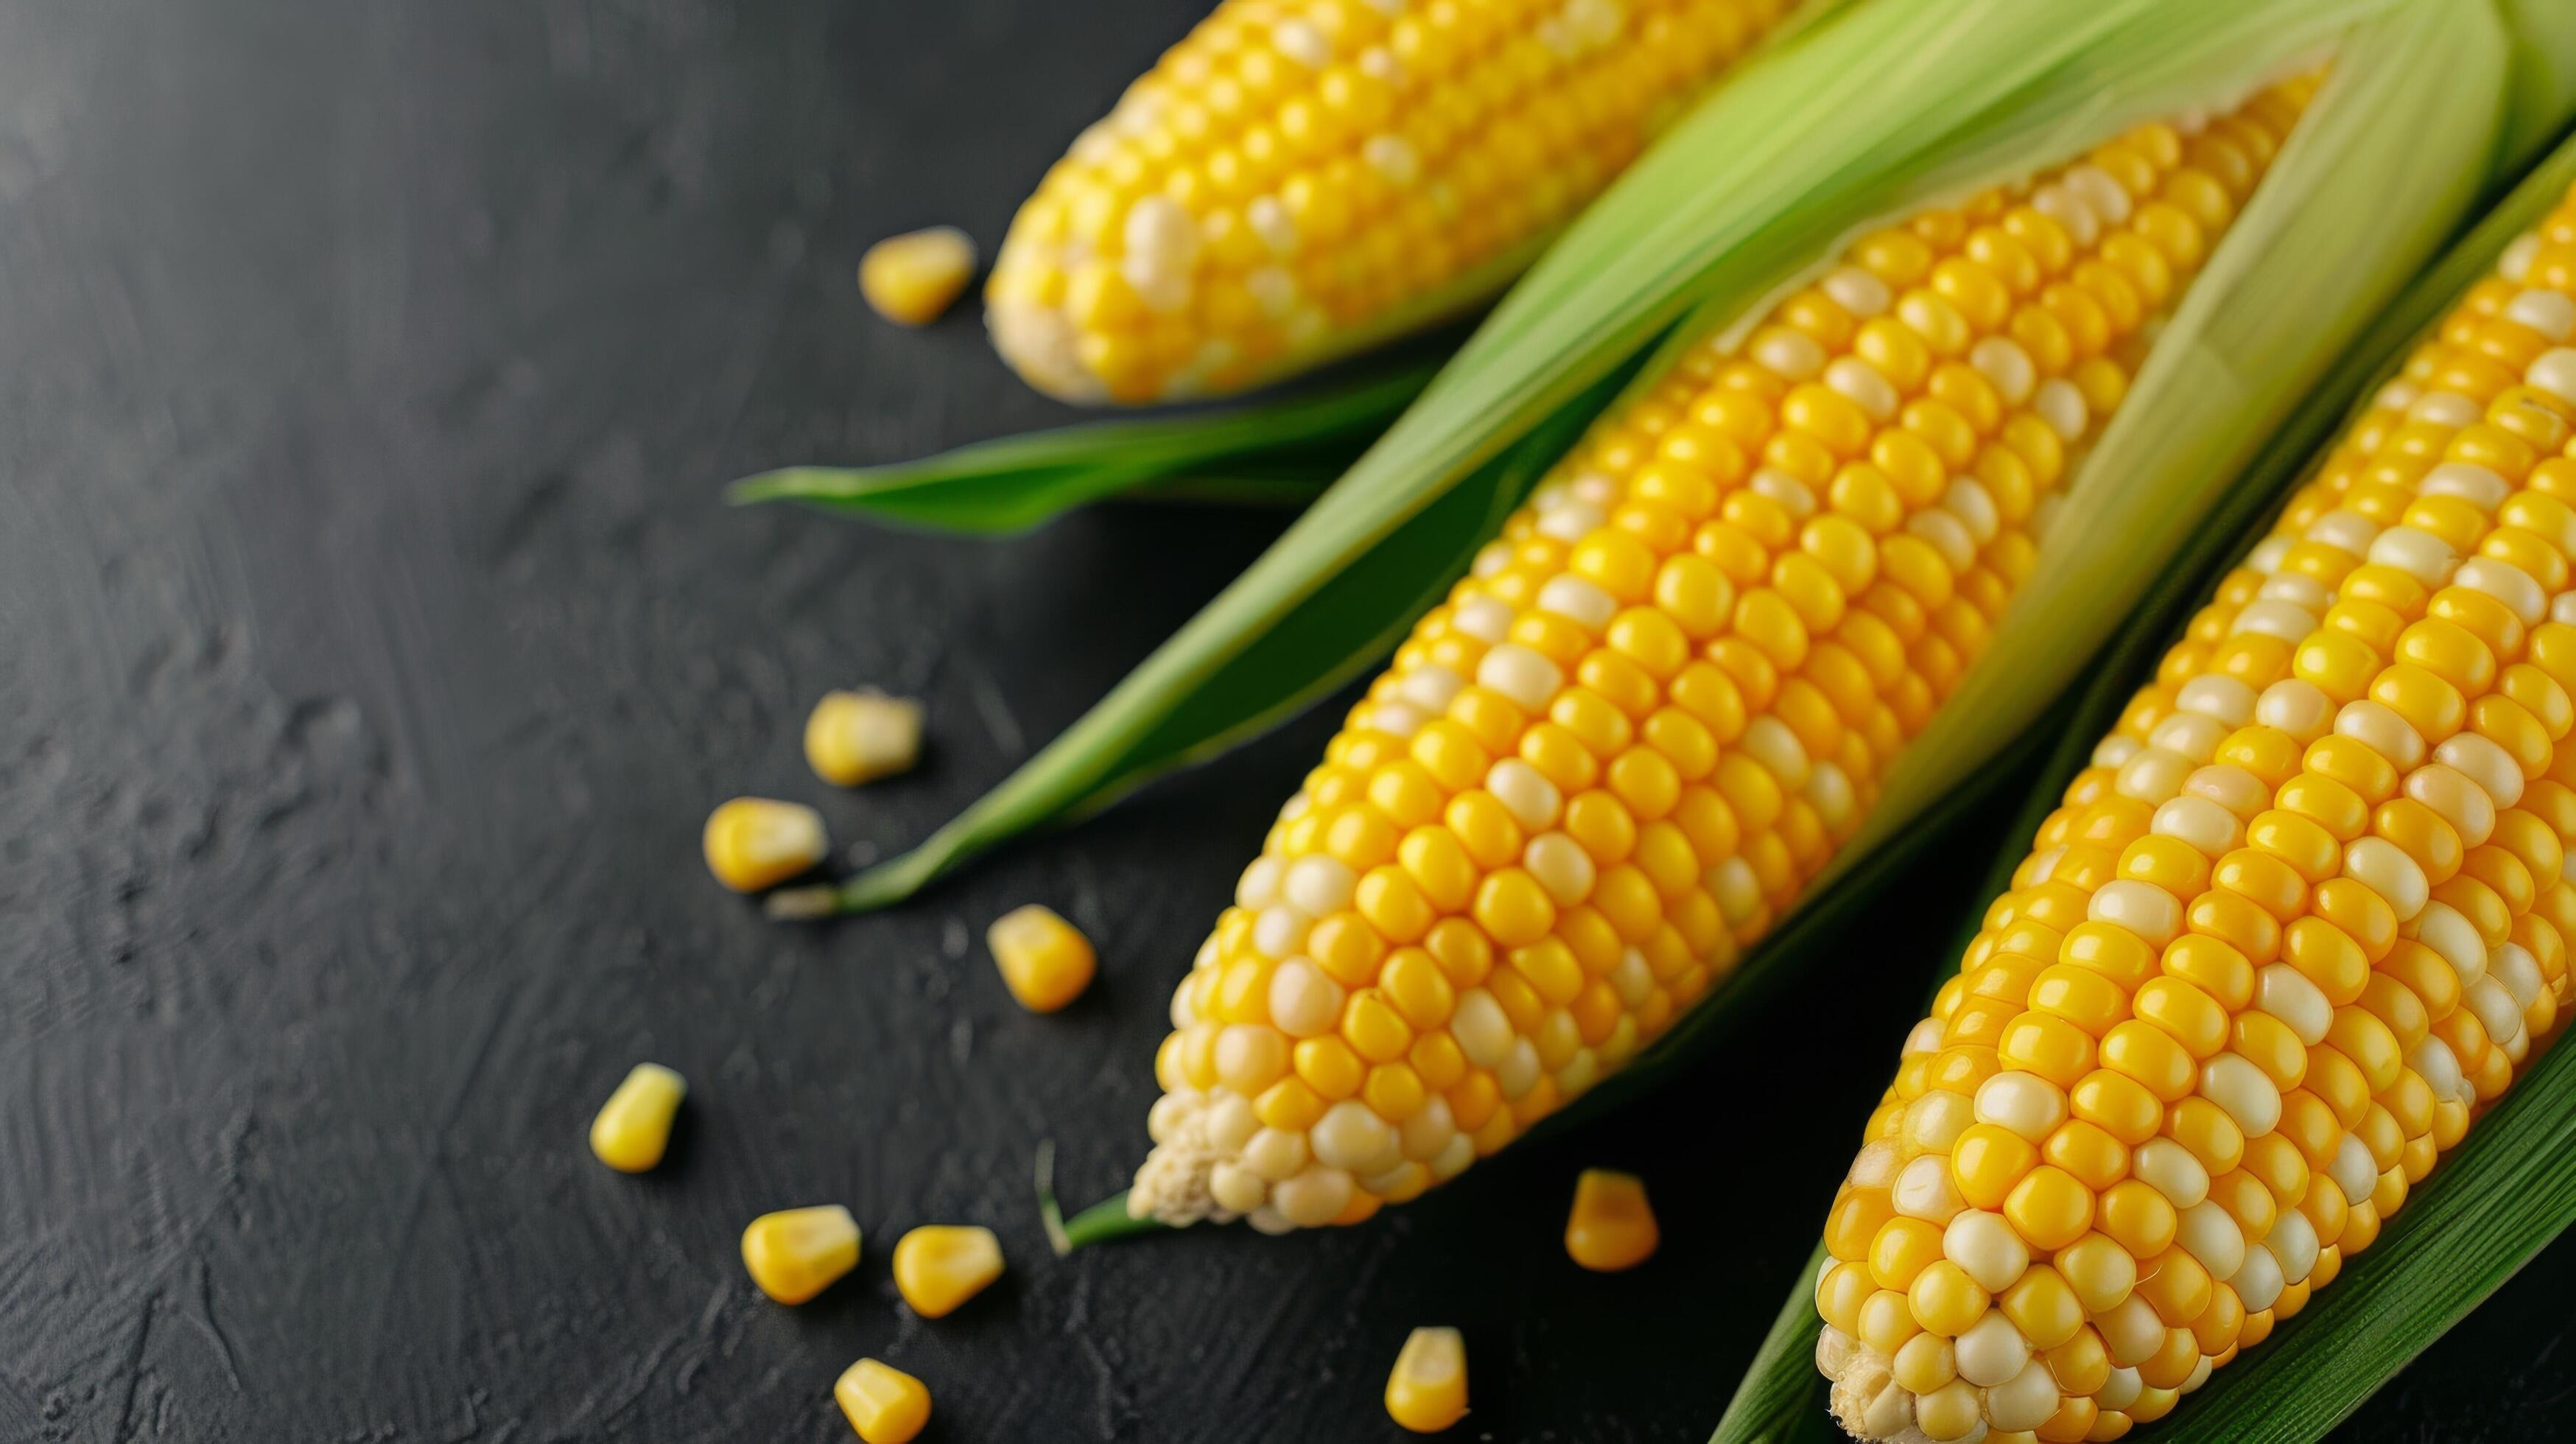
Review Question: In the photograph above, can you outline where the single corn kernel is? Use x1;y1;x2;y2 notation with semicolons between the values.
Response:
989;904;1096;1013
588;1062;684;1173
1385;1326;1470;1434
860;226;977;328
805;690;924;786
891;1224;1005;1319
835;1358;931;1444
1563;1168;1660;1272
740;1205;861;1305
703;797;829;893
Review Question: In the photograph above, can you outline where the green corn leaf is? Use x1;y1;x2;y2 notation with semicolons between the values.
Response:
1706;111;2576;1444
796;0;2524;916
727;351;1440;534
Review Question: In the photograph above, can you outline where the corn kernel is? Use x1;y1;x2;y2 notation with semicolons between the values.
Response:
835;1358;931;1444
988;905;1096;1012
741;1205;861;1305
891;1224;1004;1319
588;1062;684;1173
703;798;828;892
1563;1168;1660;1272
805;690;924;786
1384;1325;1469;1434
860;226;977;328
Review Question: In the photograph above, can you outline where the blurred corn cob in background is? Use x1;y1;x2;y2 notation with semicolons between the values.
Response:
986;0;1804;404
1126;80;2316;1233
1811;186;2576;1444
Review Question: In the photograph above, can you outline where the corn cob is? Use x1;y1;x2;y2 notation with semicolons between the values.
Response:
1126;80;2314;1233
1812;185;2576;1444
986;0;1799;404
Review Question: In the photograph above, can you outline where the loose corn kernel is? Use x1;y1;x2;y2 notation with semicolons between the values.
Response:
860;227;976;328
988;904;1096;1012
703;797;829;892
1384;1325;1469;1434
1817;105;2576;1443
805;690;924;786
835;1358;931;1444
588;1062;685;1173
891;1224;1005;1319
1563;1168;1660;1272
1125;81;2310;1239
740;1205;861;1305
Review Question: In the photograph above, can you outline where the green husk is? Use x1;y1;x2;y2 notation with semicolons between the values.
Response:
1708;111;2576;1444
791;0;2503;918
726;351;1439;534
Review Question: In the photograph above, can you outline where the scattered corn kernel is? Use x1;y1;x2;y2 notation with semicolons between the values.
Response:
891;1224;1005;1319
740;1205;861;1305
1564;1168;1660;1272
860;226;977;328
805;689;925;786
989;904;1096;1012
1384;1325;1470;1434
703;797;829;893
835;1357;931;1444
588;1062;684;1173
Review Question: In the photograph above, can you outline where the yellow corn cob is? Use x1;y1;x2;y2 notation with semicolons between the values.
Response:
986;0;1798;404
1812;184;2576;1444
1126;82;2315;1233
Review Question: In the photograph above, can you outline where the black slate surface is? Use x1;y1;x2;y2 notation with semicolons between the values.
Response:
7;2;2576;1441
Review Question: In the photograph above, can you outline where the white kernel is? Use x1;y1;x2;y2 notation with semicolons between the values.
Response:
2419;461;2511;512
2245;535;2295;574
2454;557;2547;627
2175;675;2257;726
2035;378;2089;442
1361;133;1421;187
2370;525;2457;583
1399;1097;1456;1162
2304;509;2379;557
2254;679;2333;740
2153;795;2242;858
1285;855;1357;916
2133;1138;2209;1209
2514;351;2576;410
1749;466;1818;518
2183;763;2270;818
1751;329;1825;380
1476;644;1563;712
1822;267;1892;318
1943;1210;2029;1294
2330;1134;2377;1205
2494;941;2544;1009
1710;857;1762;924
2116;746;2193;804
1453;596;1515;643
1246;197;1299;256
2343;835;2429;920
2407;1035;2463;1103
1892;1153;1965;1223
2507;287;2576;341
1973;1072;2066;1142
1987;1359;2062;1433
1954;1312;2031;1387
1524;831;1596;905
1487;757;1564;830
2417;902;2487;984
1807;762;1858;831
2407;390;2482;427
1535;499;1605;544
2408;763;2495;845
1394;665;1465;714
1741;715;1812;788
2064;164;2134;225
2200;1054;2281;1136
1273;1165;1354;1227
1268;958;1344;1037
1942;479;2000;545
1452;989;1512;1066
2256;572;2333;611
2147;711;2228;763
2436;731;2524;807
1271;17;1331;66
1825;357;1900;421
2373;379;2422;412
2266;1208;2320;1285
2032;183;2099;247
2176;1199;2246;1280
2257;963;2332;1045
2089;878;2181;945
1970;336;2036;405
1237;855;1283;909
1906;508;1976;572
1496;1036;1542;1100
2230;597;2317;642
1310;1100;1397;1173
1369;702;1426;738
1537;574;1619;631
1252;904;1310;960
2502;231;2541;283
2337;699;2426;769
1609;949;1654;1008
2093;733;2144;768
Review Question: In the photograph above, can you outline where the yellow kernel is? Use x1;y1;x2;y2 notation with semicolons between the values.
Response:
804;690;924;785
986;904;1097;1013
741;1205;862;1305
1384;1325;1469;1434
1564;1168;1659;1272
835;1358;931;1444
589;1062;686;1173
859;225;977;328
703;797;829;892
891;1224;1005;1319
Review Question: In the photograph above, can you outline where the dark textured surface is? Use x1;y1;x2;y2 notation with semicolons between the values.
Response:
4;2;2574;1440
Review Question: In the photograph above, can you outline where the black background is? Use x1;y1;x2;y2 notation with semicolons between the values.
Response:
7;1;2575;1440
